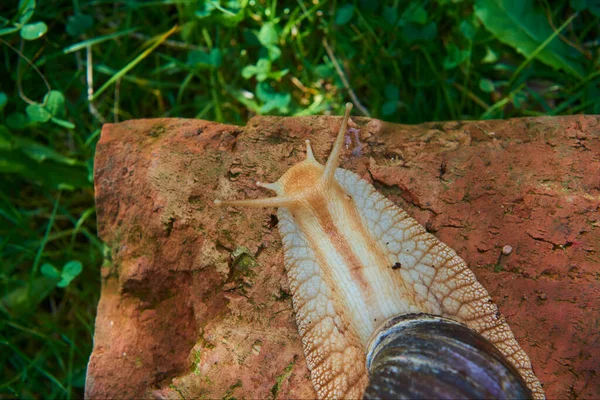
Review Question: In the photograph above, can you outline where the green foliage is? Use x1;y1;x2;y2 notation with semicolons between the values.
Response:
195;0;248;26
0;93;7;110
41;260;83;288
187;48;223;69
335;4;355;25
443;43;471;70
571;0;600;16
0;0;598;398
382;84;401;116
479;78;495;93
475;0;585;78
256;82;291;113
20;21;47;40
65;13;94;37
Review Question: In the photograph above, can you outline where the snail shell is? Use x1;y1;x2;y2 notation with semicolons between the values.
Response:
365;313;532;399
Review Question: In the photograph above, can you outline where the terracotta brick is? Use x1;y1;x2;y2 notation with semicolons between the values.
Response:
87;115;600;399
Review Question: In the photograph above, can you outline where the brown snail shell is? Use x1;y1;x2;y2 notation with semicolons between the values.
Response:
364;314;533;399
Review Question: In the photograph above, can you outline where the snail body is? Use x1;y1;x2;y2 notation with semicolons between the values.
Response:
216;104;544;399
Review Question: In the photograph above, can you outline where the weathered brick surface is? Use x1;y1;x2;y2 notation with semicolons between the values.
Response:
87;115;600;399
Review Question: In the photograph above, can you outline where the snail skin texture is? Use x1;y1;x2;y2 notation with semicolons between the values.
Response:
215;103;545;399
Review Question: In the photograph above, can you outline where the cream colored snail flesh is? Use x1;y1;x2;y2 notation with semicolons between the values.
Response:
215;103;544;399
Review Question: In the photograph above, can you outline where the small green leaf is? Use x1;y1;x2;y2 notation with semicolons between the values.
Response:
443;44;470;70
87;158;94;183
43;90;65;117
384;84;400;101
335;4;355;25
382;100;398;116
194;0;246;26
403;6;428;24
401;22;437;43
66;13;94;36
187;48;222;69
20;21;48;40
6;112;28;130
241;58;285;82
26;104;51;122
18;0;36;25
482;46;499;63
58;260;83;288
265;43;281;61
260;94;291;114
187;50;207;66
41;263;61;279
512;91;527;108
255;58;271;81
258;22;278;46
314;64;334;78
256;82;291;114
209;48;222;67
479;78;495;93
242;64;258;79
0;92;7;111
460;20;476;40
195;1;217;18
269;68;289;81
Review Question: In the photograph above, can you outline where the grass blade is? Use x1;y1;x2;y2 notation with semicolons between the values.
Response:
62;27;138;54
89;25;179;101
29;191;61;298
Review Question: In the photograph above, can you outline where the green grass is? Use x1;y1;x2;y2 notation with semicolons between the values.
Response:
0;0;598;398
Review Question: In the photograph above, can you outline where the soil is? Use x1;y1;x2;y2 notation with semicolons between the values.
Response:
87;114;600;399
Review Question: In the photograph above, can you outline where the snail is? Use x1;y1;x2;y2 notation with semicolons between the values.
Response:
215;103;544;399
